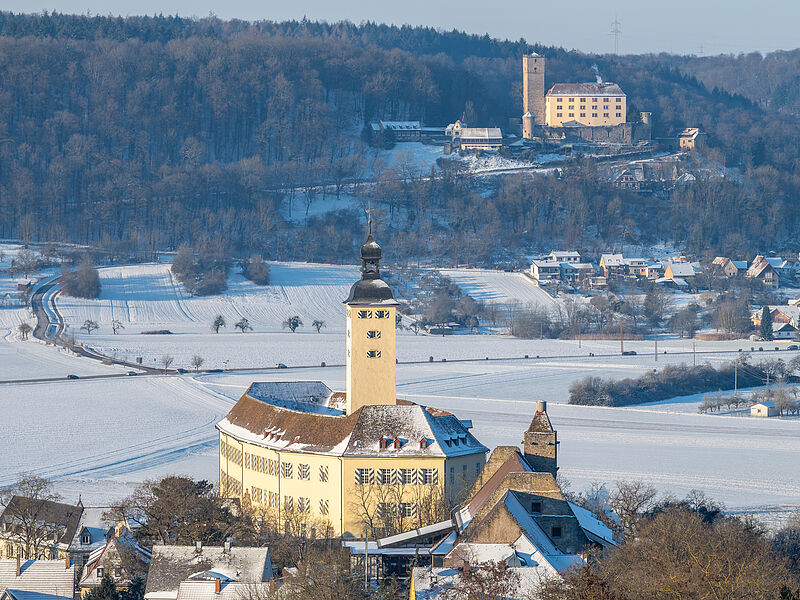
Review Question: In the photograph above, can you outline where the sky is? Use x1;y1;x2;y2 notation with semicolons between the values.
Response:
5;0;800;56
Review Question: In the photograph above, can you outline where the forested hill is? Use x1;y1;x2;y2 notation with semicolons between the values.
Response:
0;12;799;262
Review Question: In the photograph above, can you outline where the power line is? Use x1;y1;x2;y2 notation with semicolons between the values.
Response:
610;16;622;55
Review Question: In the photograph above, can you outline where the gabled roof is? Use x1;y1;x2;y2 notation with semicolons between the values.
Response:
144;545;272;599
600;253;623;266
546;83;625;97
68;507;114;553
0;560;74;600
666;262;695;277
1;497;82;547
459;127;502;140
80;526;151;588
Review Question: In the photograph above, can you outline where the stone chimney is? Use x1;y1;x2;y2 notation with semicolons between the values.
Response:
215;578;222;593
523;401;558;475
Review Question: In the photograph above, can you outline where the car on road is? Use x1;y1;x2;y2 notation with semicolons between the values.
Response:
66;374;79;379
789;345;799;351
176;368;188;374
126;371;138;376
621;350;637;356
275;363;288;369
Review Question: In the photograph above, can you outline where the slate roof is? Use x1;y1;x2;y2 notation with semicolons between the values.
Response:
0;560;74;600
68;506;113;554
546;83;625;96
666;262;696;277
218;384;487;459
458;128;502;140
80;527;151;589
144;545;272;599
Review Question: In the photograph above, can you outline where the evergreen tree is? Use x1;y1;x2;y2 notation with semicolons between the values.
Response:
84;573;118;600
760;306;774;340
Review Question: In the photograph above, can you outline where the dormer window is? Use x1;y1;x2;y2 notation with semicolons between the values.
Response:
379;438;389;450
81;531;91;545
393;438;402;449
419;438;428;449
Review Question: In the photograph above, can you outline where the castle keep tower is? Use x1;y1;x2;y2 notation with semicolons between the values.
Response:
344;224;398;415
523;401;558;475
522;53;546;138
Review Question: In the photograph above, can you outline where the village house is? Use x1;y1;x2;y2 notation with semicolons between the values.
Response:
0;558;74;600
451;126;503;152
530;260;561;283
679;127;700;151
144;543;273;600
345;402;614;595
751;401;779;418
560;262;596;285
771;322;799;340
78;523;150;597
0;497;82;561
711;257;747;278
547;251;581;263
746;257;780;287
369;120;422;142
663;262;696;282
645;262;665;279
599;254;625;278
217;229;488;537
750;305;800;329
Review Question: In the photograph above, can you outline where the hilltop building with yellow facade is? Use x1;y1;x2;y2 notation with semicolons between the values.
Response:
544;83;627;128
217;229;488;538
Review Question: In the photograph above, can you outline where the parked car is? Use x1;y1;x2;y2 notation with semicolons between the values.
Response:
176;368;188;374
621;350;637;356
788;345;799;351
126;371;138;376
275;363;288;369
66;374;79;380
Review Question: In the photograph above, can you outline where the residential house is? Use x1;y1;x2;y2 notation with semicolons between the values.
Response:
750;306;800;328
79;524;151;597
370;121;422;142
645;262;665;279
547;251;581;264
454;128;503;152
664;262;696;283
69;506;116;569
746;258;780;287
0;497;83;561
348;402;614;595
143;543;273;600
772;322;798;340
560;263;596;285
625;258;648;278
711;257;747;278
599;254;625;278
611;168;642;190
530;260;561;283
0;558;74;600
751;401;778;418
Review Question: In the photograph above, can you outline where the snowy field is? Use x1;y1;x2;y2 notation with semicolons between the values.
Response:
439;268;562;314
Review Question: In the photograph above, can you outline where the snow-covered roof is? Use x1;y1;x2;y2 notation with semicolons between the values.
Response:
753;401;776;408
548;251;581;259
218;391;487;459
459;128;502;140
568;502;615;546
600;253;623;266
666;262;696;277
0;560;74;600
378;120;421;130
175;580;272;600
547;82;625;97
68;507;113;553
247;382;343;416
144;545;272;599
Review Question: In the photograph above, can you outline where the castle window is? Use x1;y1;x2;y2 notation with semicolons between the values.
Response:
355;468;374;485
579;98;586;103
319;499;329;516
393;438;403;449
419;438;428;449
569;97;574;102
556;113;562;118
420;468;438;485
568;105;574;110
580;113;585;117
366;330;381;339
592;113;598;117
401;502;417;518
450;467;455;484
592;105;598;109
298;464;310;480
616;97;622;101
604;113;609;117
551;526;562;538
399;468;415;485
319;465;328;482
593;97;598;102
378;468;394;485
269;492;278;508
282;463;293;479
531;501;542;513
357;310;372;319
81;531;90;545
284;496;293;512
616;113;622;117
375;310;390;319
298;497;310;513
616;105;622;110
569;113;574;117
366;350;381;358
476;463;481;476
379;438;389;450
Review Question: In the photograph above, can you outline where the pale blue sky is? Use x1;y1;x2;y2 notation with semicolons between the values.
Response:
6;0;799;55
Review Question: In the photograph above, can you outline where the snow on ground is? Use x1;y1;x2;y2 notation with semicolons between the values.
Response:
439;268;562;315
0;243;37;330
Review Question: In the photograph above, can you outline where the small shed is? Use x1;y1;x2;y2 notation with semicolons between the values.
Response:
751;401;778;417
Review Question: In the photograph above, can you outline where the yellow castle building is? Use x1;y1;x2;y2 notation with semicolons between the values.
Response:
217;228;488;538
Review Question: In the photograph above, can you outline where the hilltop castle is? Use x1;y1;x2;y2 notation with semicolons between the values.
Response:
217;229;495;537
522;53;650;145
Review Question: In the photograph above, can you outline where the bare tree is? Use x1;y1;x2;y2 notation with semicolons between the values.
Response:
160;355;174;373
80;320;99;335
212;315;226;333
312;319;326;333
609;480;658;538
235;318;253;333
17;322;32;340
111;319;124;334
283;316;303;333
190;355;204;373
0;474;63;560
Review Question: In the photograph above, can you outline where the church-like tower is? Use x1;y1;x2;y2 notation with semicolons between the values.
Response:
344;225;399;415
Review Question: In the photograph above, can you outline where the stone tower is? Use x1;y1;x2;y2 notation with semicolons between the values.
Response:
523;401;558;475
344;222;399;415
522;53;546;137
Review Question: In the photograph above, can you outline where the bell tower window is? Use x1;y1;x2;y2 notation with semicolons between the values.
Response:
366;330;381;339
